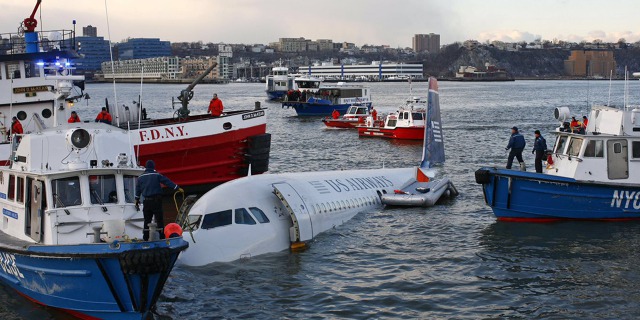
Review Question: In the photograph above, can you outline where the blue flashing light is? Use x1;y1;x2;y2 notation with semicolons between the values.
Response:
55;61;61;66
65;62;71;67
36;61;44;66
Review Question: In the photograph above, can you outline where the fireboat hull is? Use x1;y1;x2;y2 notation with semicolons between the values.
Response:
358;126;424;140
132;110;270;190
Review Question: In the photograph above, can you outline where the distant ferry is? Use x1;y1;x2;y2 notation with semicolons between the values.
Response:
282;83;372;116
265;67;294;101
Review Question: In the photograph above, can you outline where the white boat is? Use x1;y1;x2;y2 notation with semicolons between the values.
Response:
265;66;294;101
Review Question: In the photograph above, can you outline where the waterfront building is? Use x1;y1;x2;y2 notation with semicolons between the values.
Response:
74;35;110;77
117;38;171;60
301;62;423;80
181;57;218;79
412;33;440;53
278;38;308;52
101;56;181;80
564;50;616;77
218;44;233;58
317;39;334;51
217;55;232;79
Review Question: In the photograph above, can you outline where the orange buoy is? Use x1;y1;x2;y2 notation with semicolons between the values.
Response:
164;223;183;239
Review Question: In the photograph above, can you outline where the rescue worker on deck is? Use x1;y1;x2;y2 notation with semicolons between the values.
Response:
208;93;224;117
135;160;183;241
371;108;378;121
95;107;112;124
506;126;526;171
68;111;81;123
532;130;547;173
331;109;340;119
10;117;23;135
581;116;589;132
570;116;580;133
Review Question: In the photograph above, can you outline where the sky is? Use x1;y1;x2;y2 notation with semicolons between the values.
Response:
1;0;639;46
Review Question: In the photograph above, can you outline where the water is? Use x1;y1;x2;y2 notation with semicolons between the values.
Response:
4;80;640;319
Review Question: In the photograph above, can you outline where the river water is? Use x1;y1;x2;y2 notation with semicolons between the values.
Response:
5;80;640;319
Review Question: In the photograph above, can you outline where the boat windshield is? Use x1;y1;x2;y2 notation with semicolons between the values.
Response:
412;112;424;121
554;135;568;154
89;175;117;204
567;137;583;157
51;177;82;208
356;107;367;115
346;106;357;114
123;175;137;203
584;140;604;158
297;81;320;89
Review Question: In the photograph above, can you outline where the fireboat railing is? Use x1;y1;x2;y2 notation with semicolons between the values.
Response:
0;29;75;55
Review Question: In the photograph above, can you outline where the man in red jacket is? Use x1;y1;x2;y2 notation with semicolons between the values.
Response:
208;93;224;117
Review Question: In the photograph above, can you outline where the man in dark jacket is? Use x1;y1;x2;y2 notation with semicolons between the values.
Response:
506;126;526;170
532;130;548;173
135;160;182;240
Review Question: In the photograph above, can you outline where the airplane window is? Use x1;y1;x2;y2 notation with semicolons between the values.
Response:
331;202;337;211
341;200;346;209
235;208;256;225
321;203;327;213
249;207;270;223
201;210;232;229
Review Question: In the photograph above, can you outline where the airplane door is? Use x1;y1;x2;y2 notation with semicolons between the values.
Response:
272;183;314;242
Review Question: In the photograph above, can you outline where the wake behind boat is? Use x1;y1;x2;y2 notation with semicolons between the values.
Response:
476;72;640;221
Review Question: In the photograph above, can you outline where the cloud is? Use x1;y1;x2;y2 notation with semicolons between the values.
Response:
477;30;542;43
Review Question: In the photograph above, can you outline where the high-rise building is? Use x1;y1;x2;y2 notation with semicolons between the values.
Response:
412;33;440;53
117;38;171;60
82;25;97;37
564;50;616;77
75;36;110;75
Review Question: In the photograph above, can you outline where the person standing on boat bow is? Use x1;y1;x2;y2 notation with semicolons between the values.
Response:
208;93;224;117
332;109;340;119
135;160;183;241
506;126;526;171
532;130;547;173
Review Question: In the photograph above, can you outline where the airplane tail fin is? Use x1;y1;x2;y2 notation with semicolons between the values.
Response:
419;77;445;170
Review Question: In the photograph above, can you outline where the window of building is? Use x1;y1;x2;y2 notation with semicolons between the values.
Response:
51;177;82;208
585;140;605;158
201;210;232;229
567;138;583;157
248;207;269;223
235;208;256;225
89;175;117;204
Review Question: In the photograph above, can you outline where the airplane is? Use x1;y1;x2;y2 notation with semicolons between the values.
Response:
177;77;455;266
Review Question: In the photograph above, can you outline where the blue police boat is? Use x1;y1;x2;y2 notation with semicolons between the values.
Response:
476;79;640;221
282;83;372;116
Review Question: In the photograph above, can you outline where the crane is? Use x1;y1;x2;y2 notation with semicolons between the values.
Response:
23;0;42;32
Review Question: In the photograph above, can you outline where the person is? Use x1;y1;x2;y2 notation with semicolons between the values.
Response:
331;109;340;119
135;160;183;241
532;130;547;173
581;116;589;130
68;111;81;123
570;116;580;133
371;108;378;121
95;107;112;124
506;126;526;171
208;93;224;117
10;117;23;135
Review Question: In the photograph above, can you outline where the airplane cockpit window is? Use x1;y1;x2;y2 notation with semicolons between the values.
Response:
249;207;270;223
201;210;232;229
235;208;257;225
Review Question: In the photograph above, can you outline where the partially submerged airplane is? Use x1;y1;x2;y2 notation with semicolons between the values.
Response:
177;77;456;266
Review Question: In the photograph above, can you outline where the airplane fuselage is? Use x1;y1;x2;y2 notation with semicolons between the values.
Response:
178;167;414;266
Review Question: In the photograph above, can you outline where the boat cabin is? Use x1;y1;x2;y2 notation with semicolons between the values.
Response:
548;105;640;183
0;124;143;245
344;105;370;118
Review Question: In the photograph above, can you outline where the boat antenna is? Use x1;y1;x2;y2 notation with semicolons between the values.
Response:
9;73;13;131
624;66;628;109
586;77;590;108
136;65;144;164
104;0;120;126
607;69;613;107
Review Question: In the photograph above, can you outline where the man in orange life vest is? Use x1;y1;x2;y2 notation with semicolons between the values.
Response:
208;93;224;117
331;109;340;119
95;107;112;124
10;117;23;135
68;111;81;123
371;108;378;121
